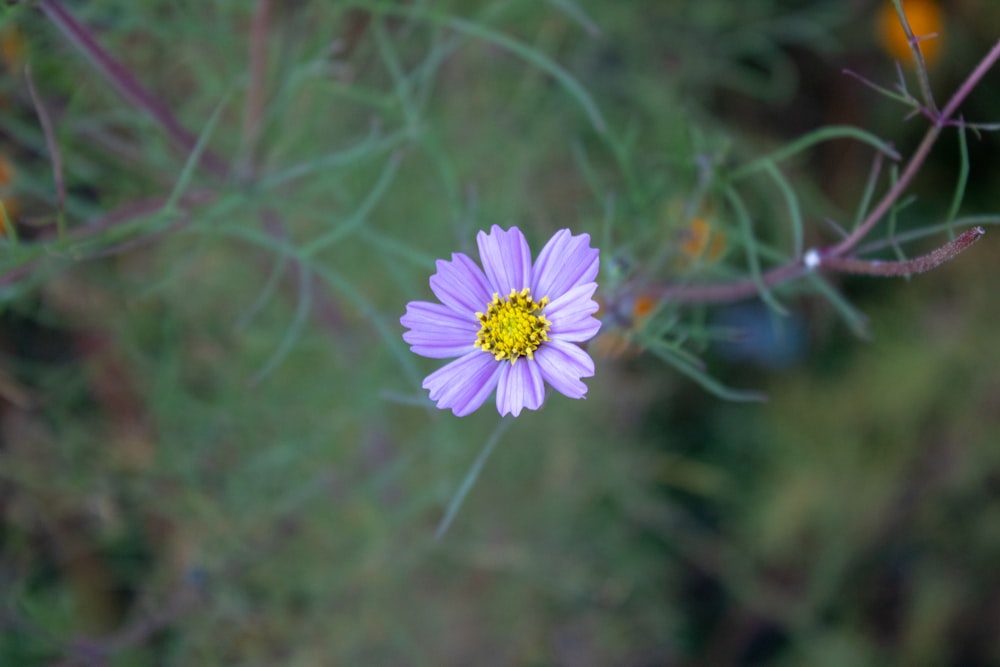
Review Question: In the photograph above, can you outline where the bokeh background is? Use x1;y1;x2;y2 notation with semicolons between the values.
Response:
2;1;999;665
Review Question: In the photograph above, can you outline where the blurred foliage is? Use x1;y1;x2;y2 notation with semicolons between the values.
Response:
0;0;999;665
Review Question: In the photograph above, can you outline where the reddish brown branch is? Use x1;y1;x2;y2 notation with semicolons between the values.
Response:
810;226;985;277
39;0;230;178
240;0;272;178
647;39;1000;306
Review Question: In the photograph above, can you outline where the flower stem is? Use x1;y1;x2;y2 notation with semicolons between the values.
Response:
892;0;938;117
829;38;1000;258
652;39;1000;305
814;226;985;276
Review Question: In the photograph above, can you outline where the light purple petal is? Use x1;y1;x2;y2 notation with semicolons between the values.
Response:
530;229;599;301
496;359;545;417
545;282;599;320
401;301;479;358
423;350;502;417
551;316;602;343
534;339;595;399
476;225;531;295
405;342;476;359
429;253;493;316
403;226;604;417
401;301;478;336
402;338;476;358
545;282;601;342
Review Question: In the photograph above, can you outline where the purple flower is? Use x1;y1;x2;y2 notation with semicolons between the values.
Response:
401;225;601;417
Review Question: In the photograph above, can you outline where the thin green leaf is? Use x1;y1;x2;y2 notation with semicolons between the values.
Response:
357;1;607;133
435;418;513;540
730;126;900;181
648;342;766;403
852;153;884;231
944;123;969;238
372;16;422;132
249;262;313;386
761;160;804;258
546;0;601;36
803;273;870;338
260;129;408;191
162;89;233;215
236;247;290;331
724;185;787;315
301;153;403;257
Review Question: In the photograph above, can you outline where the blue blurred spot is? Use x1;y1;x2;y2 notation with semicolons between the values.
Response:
712;303;807;369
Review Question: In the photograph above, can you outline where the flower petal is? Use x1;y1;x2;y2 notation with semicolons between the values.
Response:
534;339;595;399
423;350;503;417
551;316;602;343
401;301;478;358
429;252;493;316
404;339;475;359
476;225;531;295
401;300;478;335
405;341;476;359
530;229;599;301
545;282;601;342
496;359;545;417
545;281;599;319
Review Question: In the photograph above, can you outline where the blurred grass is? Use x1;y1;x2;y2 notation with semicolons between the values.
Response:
1;0;999;665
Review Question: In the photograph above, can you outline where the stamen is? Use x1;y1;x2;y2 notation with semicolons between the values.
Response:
474;288;551;364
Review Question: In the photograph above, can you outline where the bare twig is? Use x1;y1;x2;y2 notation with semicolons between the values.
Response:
936;39;1000;126
828;38;1000;259
240;0;272;179
653;264;807;304
649;39;1000;305
891;0;939;116
36;190;216;242
808;226;985;277
38;0;230;178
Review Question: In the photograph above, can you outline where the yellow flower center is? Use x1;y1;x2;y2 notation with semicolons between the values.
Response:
475;288;551;363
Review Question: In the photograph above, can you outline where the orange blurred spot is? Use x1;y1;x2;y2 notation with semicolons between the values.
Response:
632;293;658;319
0;25;25;71
0;154;16;232
679;217;726;265
596;291;658;327
877;0;943;67
0;203;15;234
592;291;659;361
0;154;13;187
591;330;638;361
681;218;710;257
